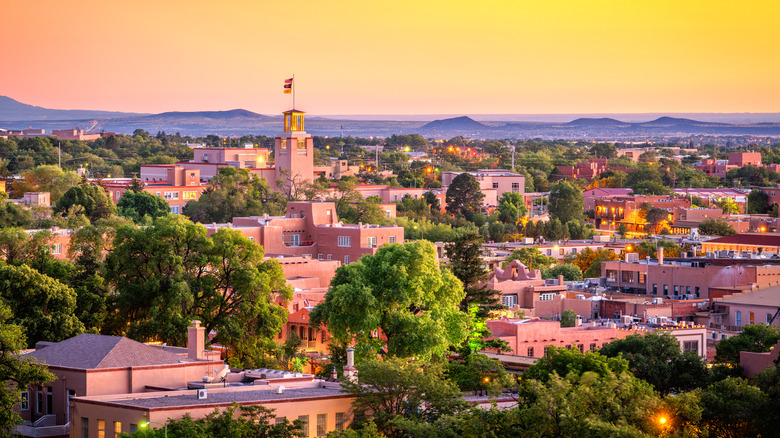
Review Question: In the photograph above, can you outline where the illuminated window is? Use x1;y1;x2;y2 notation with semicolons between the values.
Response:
98;419;105;438
20;391;29;411
114;422;122;437
183;191;198;200
280;139;288;150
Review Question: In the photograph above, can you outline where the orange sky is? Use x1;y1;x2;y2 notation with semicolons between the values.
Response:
1;0;778;116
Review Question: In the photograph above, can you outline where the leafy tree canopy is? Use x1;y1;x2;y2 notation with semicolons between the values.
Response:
310;241;470;361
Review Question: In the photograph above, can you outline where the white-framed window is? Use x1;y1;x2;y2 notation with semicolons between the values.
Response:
389;236;396;244
344;255;350;265
20;391;29;411
164;191;179;200
503;294;518;307
155;192;161;197
512;182;520;193
318;254;323;260
298;415;309;437
367;236;377;247
51;243;62;255
289;234;300;246
248;236;254;241
327;254;333;260
170;206;180;214
338;236;351;247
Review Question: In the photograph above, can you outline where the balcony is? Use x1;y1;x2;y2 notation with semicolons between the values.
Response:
283;240;315;247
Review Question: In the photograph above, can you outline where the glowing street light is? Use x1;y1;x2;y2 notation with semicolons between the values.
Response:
140;421;167;438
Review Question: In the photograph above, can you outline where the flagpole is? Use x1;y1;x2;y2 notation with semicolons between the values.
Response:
293;74;295;109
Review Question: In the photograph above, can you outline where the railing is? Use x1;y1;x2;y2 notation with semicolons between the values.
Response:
16;421;69;437
33;416;56;427
283;241;315;247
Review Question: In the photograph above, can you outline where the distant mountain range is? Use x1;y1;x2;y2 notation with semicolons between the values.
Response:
2;95;780;139
0;96;145;122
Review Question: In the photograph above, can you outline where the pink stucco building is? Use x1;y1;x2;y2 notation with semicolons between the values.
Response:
441;169;525;208
16;322;222;438
203;201;404;266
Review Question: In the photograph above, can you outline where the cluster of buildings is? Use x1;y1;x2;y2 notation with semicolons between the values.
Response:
0;128;112;141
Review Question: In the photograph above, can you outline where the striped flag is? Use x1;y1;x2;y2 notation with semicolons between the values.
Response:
284;77;293;94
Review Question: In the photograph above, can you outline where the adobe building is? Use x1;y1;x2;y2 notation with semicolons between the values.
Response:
16;322;223;438
594;195;691;235
602;248;780;300
708;284;780;341
204;201;404;266
441;169;525;207
582;188;633;212
701;233;780;255
486;318;707;359
485;260;567;311
70;380;355;438
138;109;315;194
105;168;208;214
741;339;780;378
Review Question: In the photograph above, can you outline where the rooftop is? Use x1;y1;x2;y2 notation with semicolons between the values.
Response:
715;284;780;308
78;383;346;409
24;334;196;369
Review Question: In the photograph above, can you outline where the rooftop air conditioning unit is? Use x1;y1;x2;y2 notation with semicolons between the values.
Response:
197;388;208;400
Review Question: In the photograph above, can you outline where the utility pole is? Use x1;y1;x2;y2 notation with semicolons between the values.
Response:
58;142;61;168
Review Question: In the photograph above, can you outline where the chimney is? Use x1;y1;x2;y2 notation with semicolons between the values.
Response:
558;275;564;286
657;246;664;265
343;347;357;382
188;320;205;360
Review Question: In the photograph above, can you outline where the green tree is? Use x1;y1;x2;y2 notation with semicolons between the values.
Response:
117;190;171;224
548;181;584;223
0;201;34;228
54;182;116;222
183;167;285;223
310;241;470;361
497;192;527;224
698;218;736;236
599;331;710;394
12;165;80;201
0;302;55;434
504;246;556;271
444;233;502;317
542;263;583;281
748;190;771;214
715;324;780;364
571;247;621;278
340;358;467;438
445;173;484;220
105;215;291;364
559;309;577;327
699;377;768;437
0;264;84;347
124;404;303;438
524;346;629;382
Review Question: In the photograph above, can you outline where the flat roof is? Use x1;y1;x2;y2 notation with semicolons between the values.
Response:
79;384;346;409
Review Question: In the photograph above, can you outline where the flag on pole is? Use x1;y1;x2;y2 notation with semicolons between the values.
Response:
283;77;293;94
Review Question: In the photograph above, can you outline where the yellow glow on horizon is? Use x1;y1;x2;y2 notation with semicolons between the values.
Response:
1;1;778;115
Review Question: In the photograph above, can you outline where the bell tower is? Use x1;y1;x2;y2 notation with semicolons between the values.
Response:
274;109;314;188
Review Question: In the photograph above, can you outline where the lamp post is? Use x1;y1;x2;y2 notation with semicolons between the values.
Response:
140;420;167;438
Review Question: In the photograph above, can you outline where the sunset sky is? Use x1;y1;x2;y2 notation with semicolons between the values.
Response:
1;0;778;116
